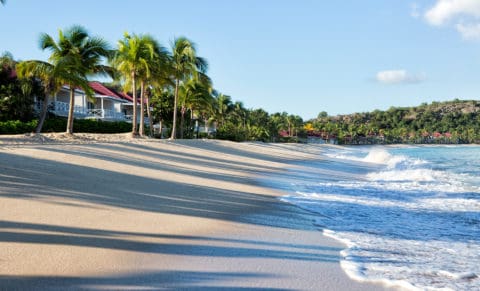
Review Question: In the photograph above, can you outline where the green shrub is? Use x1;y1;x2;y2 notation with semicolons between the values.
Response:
0;117;131;134
0;120;36;134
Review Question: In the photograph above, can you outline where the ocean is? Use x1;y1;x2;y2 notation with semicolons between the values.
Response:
274;145;480;290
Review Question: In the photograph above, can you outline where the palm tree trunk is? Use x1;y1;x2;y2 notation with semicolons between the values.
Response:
190;108;194;138
35;94;49;134
146;93;154;137
170;78;179;139
139;80;145;136
180;105;185;139
131;73;138;136
204;118;208;134
66;87;75;134
159;119;163;138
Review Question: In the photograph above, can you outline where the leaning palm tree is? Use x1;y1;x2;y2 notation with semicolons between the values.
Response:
40;25;111;134
16;60;67;133
170;37;208;139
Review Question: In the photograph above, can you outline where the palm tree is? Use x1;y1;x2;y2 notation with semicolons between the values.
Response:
16;60;66;133
213;93;232;128
232;101;247;131
150;87;174;138
137;36;170;136
170;37;208;139
178;77;213;138
145;60;173;137
40;25;111;134
111;33;162;136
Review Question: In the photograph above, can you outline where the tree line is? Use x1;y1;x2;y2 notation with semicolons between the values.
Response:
2;25;479;144
1;25;305;141
307;100;480;144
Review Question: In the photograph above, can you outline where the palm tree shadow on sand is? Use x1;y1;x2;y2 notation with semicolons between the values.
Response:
0;149;343;290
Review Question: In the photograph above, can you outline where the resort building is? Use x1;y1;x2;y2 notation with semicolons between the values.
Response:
37;82;143;123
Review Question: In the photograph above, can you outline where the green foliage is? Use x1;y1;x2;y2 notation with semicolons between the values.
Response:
216;123;245;142
40;25;111;133
309;100;480;144
0;120;37;134
0;52;39;122
0;118;131;134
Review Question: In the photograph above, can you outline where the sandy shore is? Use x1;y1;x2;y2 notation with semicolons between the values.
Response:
0;133;391;290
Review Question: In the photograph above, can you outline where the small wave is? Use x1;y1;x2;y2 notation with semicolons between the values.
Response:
274;145;480;291
363;148;394;164
363;148;427;169
366;168;441;182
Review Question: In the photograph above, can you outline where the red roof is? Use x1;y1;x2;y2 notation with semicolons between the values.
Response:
89;82;121;100
116;90;133;102
89;81;134;102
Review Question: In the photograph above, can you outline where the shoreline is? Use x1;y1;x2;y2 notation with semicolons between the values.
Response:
0;134;391;290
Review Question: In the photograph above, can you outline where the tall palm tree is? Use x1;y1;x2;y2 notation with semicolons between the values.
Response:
145;56;173;137
40;25;111;134
16;60;66;133
137;36;170;136
111;33;161;136
170;37;208;139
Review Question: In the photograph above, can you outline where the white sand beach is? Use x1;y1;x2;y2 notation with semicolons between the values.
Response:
0;133;392;290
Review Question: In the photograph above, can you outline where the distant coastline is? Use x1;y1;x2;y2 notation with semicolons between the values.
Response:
305;99;480;145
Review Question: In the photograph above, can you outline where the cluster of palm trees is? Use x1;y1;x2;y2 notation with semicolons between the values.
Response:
17;25;211;139
10;25;309;141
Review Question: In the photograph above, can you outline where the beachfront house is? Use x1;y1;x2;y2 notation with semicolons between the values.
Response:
38;82;145;123
88;82;132;121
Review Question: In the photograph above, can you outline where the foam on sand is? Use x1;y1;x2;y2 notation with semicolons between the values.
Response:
281;145;480;290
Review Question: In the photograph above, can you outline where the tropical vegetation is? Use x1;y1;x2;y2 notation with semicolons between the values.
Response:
1;25;479;144
38;25;111;134
306;100;480;144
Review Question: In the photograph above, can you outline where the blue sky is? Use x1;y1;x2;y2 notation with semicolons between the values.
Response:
1;0;480;119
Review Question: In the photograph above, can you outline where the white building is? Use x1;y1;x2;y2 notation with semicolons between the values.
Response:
47;82;136;122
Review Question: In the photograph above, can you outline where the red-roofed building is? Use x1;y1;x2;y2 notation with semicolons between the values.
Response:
89;82;124;100
46;82;138;122
115;90;133;102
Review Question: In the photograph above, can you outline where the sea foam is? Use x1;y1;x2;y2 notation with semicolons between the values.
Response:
278;146;480;290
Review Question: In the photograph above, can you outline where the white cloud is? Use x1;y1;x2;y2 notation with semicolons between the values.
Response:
376;70;426;85
423;0;480;40
425;0;480;26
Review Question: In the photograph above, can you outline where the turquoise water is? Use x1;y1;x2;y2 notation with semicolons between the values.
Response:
280;145;480;290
